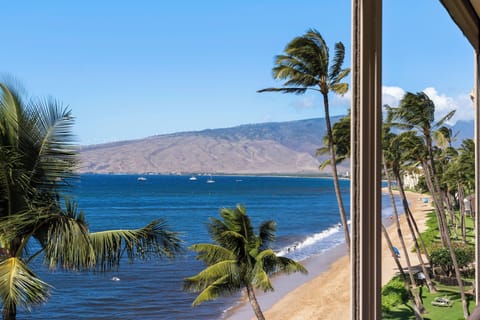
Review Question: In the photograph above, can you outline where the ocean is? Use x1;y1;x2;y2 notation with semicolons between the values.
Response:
24;174;397;319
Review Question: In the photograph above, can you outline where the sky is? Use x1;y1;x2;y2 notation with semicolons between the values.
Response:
1;0;474;145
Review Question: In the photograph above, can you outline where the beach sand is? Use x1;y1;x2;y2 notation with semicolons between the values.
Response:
227;190;431;320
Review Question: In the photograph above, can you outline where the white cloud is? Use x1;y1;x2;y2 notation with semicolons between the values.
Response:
328;86;406;110
382;86;405;107
423;87;473;124
285;86;473;126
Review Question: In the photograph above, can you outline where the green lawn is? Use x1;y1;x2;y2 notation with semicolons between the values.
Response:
383;206;476;319
383;285;475;320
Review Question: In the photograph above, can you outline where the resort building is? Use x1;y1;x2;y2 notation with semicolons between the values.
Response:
402;170;421;190
350;1;480;319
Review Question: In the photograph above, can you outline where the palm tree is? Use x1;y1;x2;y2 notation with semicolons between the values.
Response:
258;29;351;252
387;92;455;247
0;83;182;320
387;92;468;318
383;115;437;293
316;111;350;171
381;224;424;319
184;205;307;320
381;148;426;313
443;139;475;244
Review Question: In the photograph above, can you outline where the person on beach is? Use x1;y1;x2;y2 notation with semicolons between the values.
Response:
417;272;425;286
393;246;400;258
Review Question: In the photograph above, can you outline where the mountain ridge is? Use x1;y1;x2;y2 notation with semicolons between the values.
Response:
79;116;473;175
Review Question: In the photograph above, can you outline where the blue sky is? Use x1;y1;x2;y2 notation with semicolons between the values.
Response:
1;1;474;145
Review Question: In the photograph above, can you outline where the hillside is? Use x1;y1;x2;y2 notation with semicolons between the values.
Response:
78;116;473;175
79;117;344;175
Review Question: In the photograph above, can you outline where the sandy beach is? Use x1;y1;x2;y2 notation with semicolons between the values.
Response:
228;190;431;320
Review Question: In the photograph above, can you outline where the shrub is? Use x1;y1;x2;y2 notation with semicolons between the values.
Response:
382;276;409;312
430;246;474;277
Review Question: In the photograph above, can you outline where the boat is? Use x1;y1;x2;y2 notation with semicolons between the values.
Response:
137;177;147;181
189;176;197;181
206;175;215;183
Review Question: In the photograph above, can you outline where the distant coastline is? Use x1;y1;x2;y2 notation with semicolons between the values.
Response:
78;117;353;175
76;171;343;179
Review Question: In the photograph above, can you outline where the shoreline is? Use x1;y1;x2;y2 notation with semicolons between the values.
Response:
226;189;431;320
225;244;347;320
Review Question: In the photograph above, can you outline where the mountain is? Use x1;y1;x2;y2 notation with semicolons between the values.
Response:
451;119;474;146
78;117;474;175
79;117;346;175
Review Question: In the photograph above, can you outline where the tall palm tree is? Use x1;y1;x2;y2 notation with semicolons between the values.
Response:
387;92;468;318
0;83;182;320
443;139;475;244
258;29;351;252
184;205;307;320
383;114;437;293
381;224;423;319
382;157;425;316
387;92;455;246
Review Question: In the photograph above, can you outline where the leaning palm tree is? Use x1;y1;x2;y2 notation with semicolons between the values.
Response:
387;92;455;247
184;205;307;320
258;29;351;252
387;92;468;318
0;83;182;320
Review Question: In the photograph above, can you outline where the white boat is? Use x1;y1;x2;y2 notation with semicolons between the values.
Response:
206;175;215;183
137;177;147;181
189;176;197;181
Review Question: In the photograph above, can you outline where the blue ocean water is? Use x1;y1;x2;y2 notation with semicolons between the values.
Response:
24;175;397;319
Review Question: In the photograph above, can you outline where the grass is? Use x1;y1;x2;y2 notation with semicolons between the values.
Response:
383;205;476;319
383;284;476;320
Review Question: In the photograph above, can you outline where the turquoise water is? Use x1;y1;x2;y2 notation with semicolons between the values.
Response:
23;174;393;319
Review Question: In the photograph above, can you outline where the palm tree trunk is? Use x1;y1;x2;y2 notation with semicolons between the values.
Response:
444;191;458;238
421;160;448;246
2;303;16;320
394;173;437;293
423;149;470;317
381;225;424;320
246;285;265;320
440;212;470;318
404;197;432;266
383;159;425;313
322;93;350;254
458;182;467;244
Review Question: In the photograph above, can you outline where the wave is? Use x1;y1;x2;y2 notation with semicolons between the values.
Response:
276;221;350;259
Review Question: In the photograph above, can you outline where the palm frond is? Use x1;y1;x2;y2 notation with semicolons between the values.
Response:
0;209;45;247
329;81;349;96
433;128;449;149
304;29;329;55
89;219;182;271
329;42;346;80
189;243;235;264
190;275;238;306
260;250;308;276
258;220;276;245
435;110;456;127
251;252;274;291
24;98;78;190
0;83;23;147
257;87;308;95
273;54;318;85
0;257;51;311
253;249;307;289
43;200;94;271
318;159;332;171
183;260;239;293
272;53;320;82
